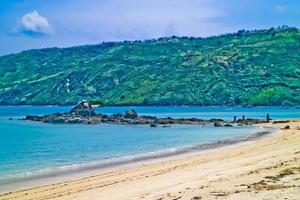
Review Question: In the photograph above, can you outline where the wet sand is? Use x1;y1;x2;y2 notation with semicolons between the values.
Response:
1;120;299;200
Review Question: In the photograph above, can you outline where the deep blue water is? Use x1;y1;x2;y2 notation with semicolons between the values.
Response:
0;106;299;190
98;106;300;120
2;105;300;120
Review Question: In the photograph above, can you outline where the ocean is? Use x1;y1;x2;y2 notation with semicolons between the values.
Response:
0;106;299;192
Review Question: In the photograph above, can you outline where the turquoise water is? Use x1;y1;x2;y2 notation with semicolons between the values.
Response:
0;106;298;190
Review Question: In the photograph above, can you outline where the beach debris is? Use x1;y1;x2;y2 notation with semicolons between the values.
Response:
281;125;290;130
210;191;228;196
273;120;290;124
248;167;300;192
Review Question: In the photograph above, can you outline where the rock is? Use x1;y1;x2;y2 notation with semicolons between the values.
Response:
25;115;45;121
23;100;270;127
68;100;96;117
89;117;102;124
214;122;222;127
112;113;123;118
237;118;267;125
209;119;224;123
191;196;202;200
273;120;290;124
236;119;244;123
224;124;233;127
150;123;158;127
49;116;66;123
281;125;290;130
124;110;138;119
8;117;13;120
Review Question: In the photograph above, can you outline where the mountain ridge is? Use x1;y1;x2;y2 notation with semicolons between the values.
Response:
0;26;299;106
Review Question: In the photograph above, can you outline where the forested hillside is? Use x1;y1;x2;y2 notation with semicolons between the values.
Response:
0;26;299;106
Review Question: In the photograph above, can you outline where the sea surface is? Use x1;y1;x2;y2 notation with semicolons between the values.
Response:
0;106;299;192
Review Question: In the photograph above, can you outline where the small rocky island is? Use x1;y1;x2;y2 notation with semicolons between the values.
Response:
24;100;268;126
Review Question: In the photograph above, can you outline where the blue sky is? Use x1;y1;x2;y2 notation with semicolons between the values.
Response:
0;0;299;55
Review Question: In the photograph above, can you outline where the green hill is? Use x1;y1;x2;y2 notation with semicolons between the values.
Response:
0;26;300;106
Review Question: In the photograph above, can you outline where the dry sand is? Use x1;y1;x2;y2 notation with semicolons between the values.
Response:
1;121;299;200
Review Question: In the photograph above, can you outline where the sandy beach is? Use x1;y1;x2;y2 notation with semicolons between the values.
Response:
1;120;299;200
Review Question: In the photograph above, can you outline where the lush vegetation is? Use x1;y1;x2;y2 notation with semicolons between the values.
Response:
0;26;299;106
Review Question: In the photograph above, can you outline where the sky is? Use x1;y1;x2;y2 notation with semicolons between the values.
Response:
0;0;300;55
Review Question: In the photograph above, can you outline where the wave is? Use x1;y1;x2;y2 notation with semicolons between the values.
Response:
0;126;277;189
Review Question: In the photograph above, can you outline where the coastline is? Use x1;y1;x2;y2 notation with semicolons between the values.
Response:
0;125;273;194
1;120;299;199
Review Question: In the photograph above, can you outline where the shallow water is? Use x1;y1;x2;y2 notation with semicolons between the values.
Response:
0;106;298;191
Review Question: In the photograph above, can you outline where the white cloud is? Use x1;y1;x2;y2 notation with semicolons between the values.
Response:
17;10;52;36
274;5;286;14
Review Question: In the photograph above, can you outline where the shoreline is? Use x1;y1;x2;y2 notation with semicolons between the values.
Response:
0;125;279;195
1;121;299;199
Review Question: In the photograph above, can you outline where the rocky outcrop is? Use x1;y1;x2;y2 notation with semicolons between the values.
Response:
236;118;267;125
24;100;269;126
68;100;96;117
23;101;213;125
124;110;138;119
25;100;101;124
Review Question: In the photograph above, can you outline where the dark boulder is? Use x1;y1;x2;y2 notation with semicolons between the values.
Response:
281;125;290;130
214;122;222;127
25;115;45;121
209;119;224;123
273;120;290;124
124;110;138;119
68;100;96;117
150;123;158;127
